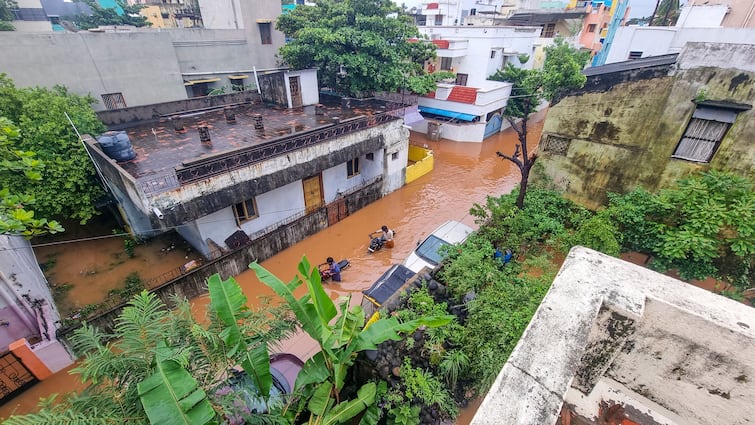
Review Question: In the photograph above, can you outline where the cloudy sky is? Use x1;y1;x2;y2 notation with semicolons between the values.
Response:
398;0;663;19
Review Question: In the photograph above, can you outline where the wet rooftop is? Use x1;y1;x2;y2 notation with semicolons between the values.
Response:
113;98;396;179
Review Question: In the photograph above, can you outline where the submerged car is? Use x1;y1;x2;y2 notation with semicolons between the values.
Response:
403;220;473;273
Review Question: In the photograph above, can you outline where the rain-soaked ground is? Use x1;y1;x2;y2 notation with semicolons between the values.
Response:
0;113;545;420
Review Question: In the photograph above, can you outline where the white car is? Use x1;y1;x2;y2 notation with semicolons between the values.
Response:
403;220;474;273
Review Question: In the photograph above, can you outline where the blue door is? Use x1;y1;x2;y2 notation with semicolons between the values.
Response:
484;114;503;139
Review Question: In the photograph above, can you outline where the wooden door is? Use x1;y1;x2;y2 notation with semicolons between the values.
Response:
303;175;323;214
289;76;303;107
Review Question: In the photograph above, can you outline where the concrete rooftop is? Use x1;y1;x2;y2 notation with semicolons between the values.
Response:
473;247;755;425
113;98;394;179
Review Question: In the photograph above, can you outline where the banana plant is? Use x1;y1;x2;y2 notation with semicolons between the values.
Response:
137;341;216;425
250;257;454;425
208;273;273;398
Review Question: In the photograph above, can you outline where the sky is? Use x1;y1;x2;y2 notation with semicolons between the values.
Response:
397;0;664;19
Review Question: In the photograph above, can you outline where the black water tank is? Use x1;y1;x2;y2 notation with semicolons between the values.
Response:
97;131;136;162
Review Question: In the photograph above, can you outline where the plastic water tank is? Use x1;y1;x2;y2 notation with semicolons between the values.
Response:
96;131;136;162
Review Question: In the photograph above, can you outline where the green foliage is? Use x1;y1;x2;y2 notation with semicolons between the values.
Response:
250;256;453;423
137;343;217;425
276;0;437;97
650;0;680;26
123;237;136;258
0;75;106;224
398;359;457;417
405;71;455;95
0;117;64;236
71;0;150;29
604;171;755;286
439;349;469;389
572;215;620;257
108;272;145;301
387;403;420;425
0;0;16;22
7;280;295;424
469;188;591;260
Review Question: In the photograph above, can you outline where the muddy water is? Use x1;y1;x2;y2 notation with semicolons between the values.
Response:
0;114;544;420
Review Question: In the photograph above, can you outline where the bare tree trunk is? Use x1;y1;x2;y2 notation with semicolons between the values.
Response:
497;107;537;209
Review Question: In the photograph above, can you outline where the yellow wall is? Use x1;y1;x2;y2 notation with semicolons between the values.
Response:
406;145;434;184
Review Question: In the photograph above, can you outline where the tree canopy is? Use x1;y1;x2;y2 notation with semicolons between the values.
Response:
67;0;149;30
490;38;589;208
0;118;64;236
0;0;16;30
0;75;106;224
276;0;437;97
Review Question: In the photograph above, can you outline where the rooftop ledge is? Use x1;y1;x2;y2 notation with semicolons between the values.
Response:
473;246;755;425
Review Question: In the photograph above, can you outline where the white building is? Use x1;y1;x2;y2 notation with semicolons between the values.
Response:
604;3;755;64
86;69;411;258
412;25;540;142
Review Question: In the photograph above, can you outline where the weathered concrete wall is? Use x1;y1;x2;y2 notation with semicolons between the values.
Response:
0;32;187;111
168;29;253;77
149;120;407;227
0;237;53;349
97;91;261;128
537;43;755;209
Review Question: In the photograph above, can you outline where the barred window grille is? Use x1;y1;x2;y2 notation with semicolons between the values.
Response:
101;93;127;110
673;106;738;163
543;135;571;156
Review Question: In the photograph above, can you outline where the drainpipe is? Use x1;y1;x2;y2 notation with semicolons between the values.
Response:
253;66;262;94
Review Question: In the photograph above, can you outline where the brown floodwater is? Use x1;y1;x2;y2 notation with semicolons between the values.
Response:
0;113;545;420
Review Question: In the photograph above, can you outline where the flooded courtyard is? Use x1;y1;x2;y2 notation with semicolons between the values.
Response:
0;114;545;419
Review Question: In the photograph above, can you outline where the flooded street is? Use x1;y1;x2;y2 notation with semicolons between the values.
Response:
0;113;544;419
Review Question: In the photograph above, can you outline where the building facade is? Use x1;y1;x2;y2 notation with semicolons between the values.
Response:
603;3;755;64
86;74;411;258
535;42;754;209
412;25;540;142
1;1;284;111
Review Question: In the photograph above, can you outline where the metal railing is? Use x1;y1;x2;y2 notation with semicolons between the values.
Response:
175;113;400;185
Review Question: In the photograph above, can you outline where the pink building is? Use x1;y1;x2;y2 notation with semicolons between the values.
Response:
578;0;629;57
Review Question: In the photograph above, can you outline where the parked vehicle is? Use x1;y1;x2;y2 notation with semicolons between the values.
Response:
318;259;350;282
403;220;473;273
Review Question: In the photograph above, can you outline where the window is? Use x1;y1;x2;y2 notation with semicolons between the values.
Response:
366;152;374;161
628;51;643;60
672;105;741;163
440;57;453;70
587;24;597;33
258;22;272;45
435;14;443;25
455;73;468;86
542;134;571;156
101;93;127;110
347;158;360;178
490;50;496;59
391;152;399;160
542;23;556;38
233;199;258;224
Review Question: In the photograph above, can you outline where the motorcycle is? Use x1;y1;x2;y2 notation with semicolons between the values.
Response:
367;230;396;253
367;232;385;253
318;259;350;282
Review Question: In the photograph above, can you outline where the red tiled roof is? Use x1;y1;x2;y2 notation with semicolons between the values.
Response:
431;39;449;49
407;37;419;43
427;3;439;9
447;86;477;104
423;91;436;98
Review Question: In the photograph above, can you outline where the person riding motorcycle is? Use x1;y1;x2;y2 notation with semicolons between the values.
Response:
376;225;394;249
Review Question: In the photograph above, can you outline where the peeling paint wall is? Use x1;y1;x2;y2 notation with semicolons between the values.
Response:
537;43;755;209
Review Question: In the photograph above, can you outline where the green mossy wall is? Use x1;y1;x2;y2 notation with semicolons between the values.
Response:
537;60;754;209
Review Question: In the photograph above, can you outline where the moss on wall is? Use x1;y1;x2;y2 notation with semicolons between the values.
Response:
536;61;755;209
